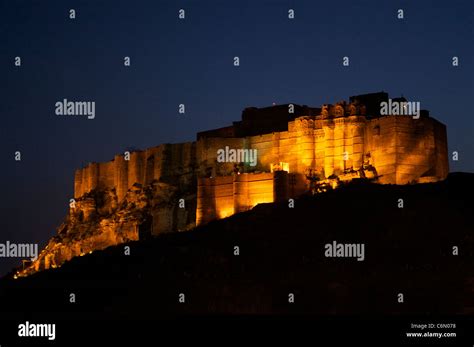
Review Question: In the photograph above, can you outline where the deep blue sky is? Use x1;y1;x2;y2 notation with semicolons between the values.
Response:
1;0;473;275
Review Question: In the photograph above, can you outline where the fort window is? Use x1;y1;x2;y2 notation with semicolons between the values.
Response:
373;125;380;135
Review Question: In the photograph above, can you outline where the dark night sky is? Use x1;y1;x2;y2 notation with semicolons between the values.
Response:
1;0;473;275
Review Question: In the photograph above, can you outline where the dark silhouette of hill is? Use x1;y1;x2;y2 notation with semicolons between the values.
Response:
0;173;473;320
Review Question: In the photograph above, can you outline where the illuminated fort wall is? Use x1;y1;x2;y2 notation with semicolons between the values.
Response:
74;142;196;201
196;171;288;226
195;114;448;186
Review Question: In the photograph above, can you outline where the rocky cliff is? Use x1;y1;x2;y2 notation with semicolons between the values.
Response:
18;180;196;277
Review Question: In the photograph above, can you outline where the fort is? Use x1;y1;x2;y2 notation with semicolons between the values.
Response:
73;91;448;227
18;91;449;275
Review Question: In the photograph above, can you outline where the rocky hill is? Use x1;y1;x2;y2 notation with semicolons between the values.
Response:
1;173;473;320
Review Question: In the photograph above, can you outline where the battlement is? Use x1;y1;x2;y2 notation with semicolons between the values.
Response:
74;142;196;201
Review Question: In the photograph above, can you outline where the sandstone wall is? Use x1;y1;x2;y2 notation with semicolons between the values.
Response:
98;160;115;190
200;114;447;186
366;116;398;183
196;137;245;176
365;116;449;184
160;142;197;188
197;172;288;225
74;142;197;201
197;176;234;225
433;120;449;179
114;154;128;202
234;172;274;213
